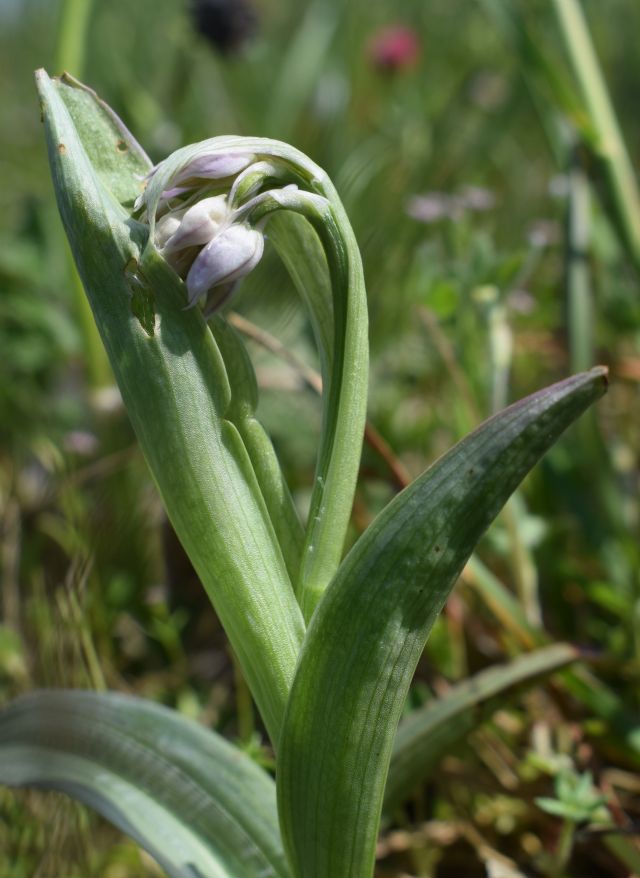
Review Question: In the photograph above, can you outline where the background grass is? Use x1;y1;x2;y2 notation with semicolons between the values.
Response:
0;0;639;875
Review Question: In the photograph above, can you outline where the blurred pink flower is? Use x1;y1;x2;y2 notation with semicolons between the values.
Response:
367;25;420;72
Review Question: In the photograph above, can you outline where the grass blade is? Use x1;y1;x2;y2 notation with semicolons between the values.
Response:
551;0;640;271
383;643;579;816
277;368;607;878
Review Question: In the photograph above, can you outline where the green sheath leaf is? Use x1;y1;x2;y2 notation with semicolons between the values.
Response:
35;70;305;745
0;690;290;878
277;368;607;878
208;314;304;582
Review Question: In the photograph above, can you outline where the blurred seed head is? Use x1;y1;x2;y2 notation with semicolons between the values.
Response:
468;70;510;112
527;219;561;249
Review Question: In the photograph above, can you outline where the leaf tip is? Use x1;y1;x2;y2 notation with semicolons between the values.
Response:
593;364;609;389
34;67;50;97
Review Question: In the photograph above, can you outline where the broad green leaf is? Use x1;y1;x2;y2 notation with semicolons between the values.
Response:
277;368;607;878
0;690;289;878
36;70;305;745
383;643;579;816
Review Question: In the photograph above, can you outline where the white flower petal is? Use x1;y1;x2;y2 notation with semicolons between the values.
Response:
186;225;264;306
162;196;229;253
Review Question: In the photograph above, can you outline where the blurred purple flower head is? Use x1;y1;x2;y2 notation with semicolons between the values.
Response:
189;0;258;55
367;25;420;73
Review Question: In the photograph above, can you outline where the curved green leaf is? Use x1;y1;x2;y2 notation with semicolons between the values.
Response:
0;690;289;878
383;643;579;816
266;211;333;384
277;368;607;878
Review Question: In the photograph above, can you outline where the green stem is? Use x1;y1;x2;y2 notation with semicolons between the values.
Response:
247;188;369;621
55;0;93;75
566;147;594;374
295;201;368;620
552;0;640;272
231;649;256;745
56;0;112;388
551;818;575;878
68;245;112;388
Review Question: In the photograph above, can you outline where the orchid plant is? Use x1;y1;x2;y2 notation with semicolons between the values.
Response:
0;72;608;877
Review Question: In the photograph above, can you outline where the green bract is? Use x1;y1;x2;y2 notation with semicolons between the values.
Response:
0;71;609;877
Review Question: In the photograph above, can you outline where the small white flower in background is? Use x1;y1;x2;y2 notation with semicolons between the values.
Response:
406;185;496;225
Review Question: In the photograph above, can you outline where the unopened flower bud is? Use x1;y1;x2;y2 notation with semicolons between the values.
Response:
161;195;228;253
155;213;183;248
173;153;254;186
186;224;264;308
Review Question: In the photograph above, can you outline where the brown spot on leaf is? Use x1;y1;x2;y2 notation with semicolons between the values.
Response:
58;143;66;154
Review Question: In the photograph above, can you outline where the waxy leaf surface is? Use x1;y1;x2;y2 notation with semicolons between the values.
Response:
277;368;607;877
0;691;289;878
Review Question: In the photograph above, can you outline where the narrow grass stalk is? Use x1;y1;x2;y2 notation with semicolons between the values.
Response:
552;0;640;271
566;146;594;374
55;0;93;76
55;0;112;388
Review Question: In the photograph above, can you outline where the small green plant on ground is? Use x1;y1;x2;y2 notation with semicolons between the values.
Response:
0;72;609;877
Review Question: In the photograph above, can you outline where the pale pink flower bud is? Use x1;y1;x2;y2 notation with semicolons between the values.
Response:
185;224;264;307
154;213;183;248
161;195;228;253
173;153;254;186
